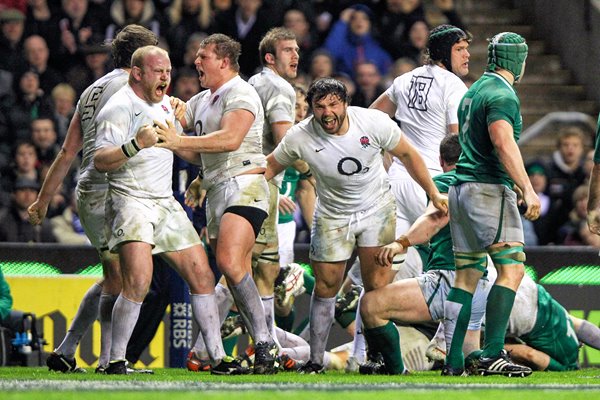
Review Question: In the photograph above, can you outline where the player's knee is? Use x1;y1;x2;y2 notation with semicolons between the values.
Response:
360;292;378;322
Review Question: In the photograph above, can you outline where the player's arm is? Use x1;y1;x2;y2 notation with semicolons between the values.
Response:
375;199;449;266
94;125;158;172
503;343;566;371
489;119;540;221
296;178;316;229
369;92;396;118
265;153;287;182
28;112;83;225
388;136;448;214
155;109;255;153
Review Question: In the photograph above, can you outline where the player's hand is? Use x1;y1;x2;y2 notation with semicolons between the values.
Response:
375;242;404;267
430;192;448;215
27;200;48;225
185;176;205;208
521;188;541;221
170;97;187;124
154;119;181;150
587;209;600;235
278;195;296;215
135;124;159;148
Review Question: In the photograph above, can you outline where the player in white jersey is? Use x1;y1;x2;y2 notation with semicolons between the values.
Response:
93;46;241;376
370;24;471;236
247;27;309;349
264;78;447;373
27;25;158;373
155;34;278;374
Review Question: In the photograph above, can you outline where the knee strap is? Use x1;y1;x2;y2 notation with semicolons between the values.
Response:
454;251;488;273
489;245;526;266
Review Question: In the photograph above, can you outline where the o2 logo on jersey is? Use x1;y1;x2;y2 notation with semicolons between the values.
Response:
408;76;433;111
359;136;370;148
337;157;369;176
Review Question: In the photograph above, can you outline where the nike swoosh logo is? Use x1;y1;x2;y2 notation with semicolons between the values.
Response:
315;148;325;152
134;111;142;116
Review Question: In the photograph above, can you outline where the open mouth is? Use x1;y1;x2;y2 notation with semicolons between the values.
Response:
155;82;168;96
321;116;336;130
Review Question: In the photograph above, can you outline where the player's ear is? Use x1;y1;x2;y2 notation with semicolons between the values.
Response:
265;53;275;65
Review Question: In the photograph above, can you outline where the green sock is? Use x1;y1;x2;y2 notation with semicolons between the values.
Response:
482;285;516;358
275;307;296;332
364;321;404;374
223;336;237;356
335;310;356;329
444;288;473;369
465;349;483;370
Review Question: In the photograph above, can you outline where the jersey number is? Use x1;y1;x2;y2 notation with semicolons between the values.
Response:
408;76;433;111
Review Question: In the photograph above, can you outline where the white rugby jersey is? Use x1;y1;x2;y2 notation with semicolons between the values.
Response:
77;69;129;192
249;67;295;187
95;85;176;198
185;75;265;187
507;274;538;337
386;64;467;176
273;107;401;217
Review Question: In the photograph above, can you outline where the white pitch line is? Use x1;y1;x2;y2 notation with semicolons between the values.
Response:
1;380;600;392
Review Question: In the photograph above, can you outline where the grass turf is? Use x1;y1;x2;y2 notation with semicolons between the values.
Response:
1;367;600;399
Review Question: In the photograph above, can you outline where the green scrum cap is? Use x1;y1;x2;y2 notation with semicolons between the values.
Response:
487;32;528;80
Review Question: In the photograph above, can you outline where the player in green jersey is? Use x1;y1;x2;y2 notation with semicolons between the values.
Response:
442;32;541;377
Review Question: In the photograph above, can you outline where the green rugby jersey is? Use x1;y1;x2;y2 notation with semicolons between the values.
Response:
454;72;523;188
423;170;457;272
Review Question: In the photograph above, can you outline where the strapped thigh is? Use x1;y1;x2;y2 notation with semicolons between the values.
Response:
454;251;488;273
488;245;526;266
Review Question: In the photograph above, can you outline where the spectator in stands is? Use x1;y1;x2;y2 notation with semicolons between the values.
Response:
50;83;77;143
31;117;61;172
283;8;320;75
0;68;53;144
324;5;392;80
23;35;64;96
0;177;56;243
181;32;207;70
50;190;89;245
55;0;109;75
0;8;26;74
398;19;429;65
211;0;275;78
0;141;40;204
558;185;595;246
374;0;426;60
308;49;335;82
65;40;111;96
525;161;552;245
545;127;588;243
165;0;212;68
105;0;165;42
172;66;201;102
351;61;386;108
24;0;58;43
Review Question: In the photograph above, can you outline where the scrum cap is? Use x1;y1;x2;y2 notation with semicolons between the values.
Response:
487;32;528;80
427;24;470;73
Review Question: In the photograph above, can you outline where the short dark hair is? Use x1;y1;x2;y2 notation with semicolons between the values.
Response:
439;133;461;165
112;24;158;69
259;27;296;66
306;78;349;107
200;34;241;72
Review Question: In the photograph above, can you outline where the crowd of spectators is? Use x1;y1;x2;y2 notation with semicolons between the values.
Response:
0;0;595;249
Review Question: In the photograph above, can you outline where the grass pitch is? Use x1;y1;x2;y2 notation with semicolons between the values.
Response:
1;367;600;400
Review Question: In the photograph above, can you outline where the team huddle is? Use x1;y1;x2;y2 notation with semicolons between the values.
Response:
26;22;600;377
